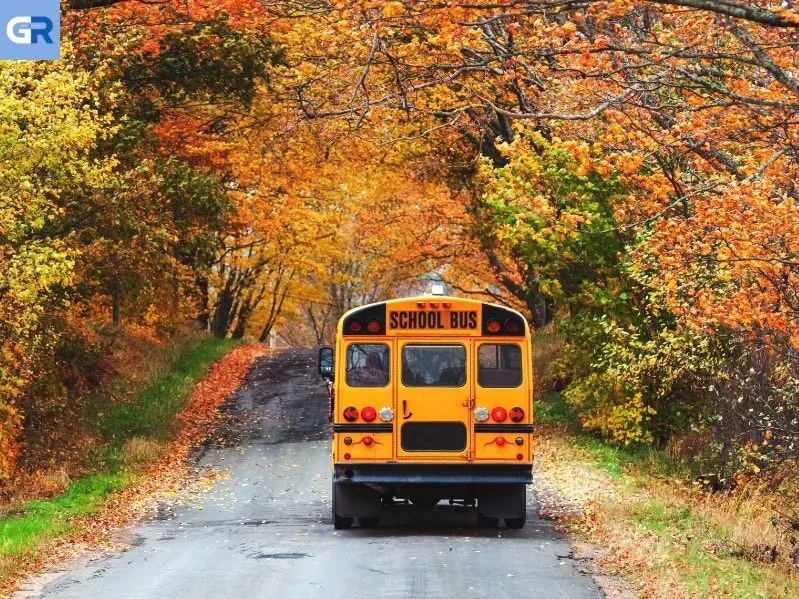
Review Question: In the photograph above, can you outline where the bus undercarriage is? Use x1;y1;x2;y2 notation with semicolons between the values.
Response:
332;463;531;529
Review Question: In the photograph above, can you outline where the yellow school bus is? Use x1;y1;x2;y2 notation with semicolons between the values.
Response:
318;292;533;529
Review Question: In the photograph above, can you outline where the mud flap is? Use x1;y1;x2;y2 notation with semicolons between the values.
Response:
334;483;381;518
476;484;526;518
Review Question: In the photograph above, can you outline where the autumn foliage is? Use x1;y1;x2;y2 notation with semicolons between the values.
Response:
2;0;799;500
280;0;799;469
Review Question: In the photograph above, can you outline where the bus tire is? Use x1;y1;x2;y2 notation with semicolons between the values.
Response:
504;484;527;529
332;482;354;530
504;514;526;529
334;513;354;530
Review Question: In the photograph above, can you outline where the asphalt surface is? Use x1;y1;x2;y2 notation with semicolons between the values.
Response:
30;349;602;599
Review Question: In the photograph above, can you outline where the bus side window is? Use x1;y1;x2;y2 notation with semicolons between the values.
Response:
478;344;522;388
346;343;390;387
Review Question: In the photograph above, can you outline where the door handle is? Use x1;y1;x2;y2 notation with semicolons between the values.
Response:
402;400;413;420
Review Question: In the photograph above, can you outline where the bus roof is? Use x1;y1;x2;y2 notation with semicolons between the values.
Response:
337;295;529;338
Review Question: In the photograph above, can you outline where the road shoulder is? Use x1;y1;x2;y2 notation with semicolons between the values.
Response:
6;344;266;598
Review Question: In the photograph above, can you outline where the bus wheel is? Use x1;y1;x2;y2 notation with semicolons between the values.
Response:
359;516;379;528
505;484;527;529
476;513;499;528
332;483;353;530
334;513;354;530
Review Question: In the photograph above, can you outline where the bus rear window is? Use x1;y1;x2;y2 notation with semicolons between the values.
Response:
346;344;390;387
478;344;522;388
402;345;466;387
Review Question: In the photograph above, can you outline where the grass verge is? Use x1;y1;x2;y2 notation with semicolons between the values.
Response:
0;336;240;585
535;392;799;598
0;474;128;560
99;337;240;468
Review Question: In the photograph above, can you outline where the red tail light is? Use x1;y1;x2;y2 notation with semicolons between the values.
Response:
442;302;452;309
367;319;381;333
486;319;501;334
343;406;359;422
509;407;525;422
491;406;507;422
344;453;351;460
429;302;439;309
361;406;377;422
505;318;522;334
417;302;426;308
362;436;374;446
495;436;507;447
348;319;363;333
517;453;524;460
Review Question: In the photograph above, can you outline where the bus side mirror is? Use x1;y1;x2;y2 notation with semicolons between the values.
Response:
318;347;334;379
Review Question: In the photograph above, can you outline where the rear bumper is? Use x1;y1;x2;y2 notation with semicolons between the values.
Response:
334;463;532;485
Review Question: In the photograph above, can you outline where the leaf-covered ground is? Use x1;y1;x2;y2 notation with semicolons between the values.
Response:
2;343;266;596
535;424;799;599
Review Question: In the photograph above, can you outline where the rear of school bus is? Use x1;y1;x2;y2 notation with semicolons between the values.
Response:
321;295;533;529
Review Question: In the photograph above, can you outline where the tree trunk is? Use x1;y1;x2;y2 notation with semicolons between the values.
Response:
530;296;549;330
196;276;209;330
231;304;251;339
258;322;273;344
210;289;234;338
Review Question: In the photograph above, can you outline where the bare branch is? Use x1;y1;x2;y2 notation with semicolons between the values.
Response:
648;0;799;29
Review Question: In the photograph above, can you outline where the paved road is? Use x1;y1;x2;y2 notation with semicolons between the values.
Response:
31;349;602;599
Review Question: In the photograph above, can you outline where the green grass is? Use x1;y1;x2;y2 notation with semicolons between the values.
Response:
537;391;690;480
99;337;240;467
0;474;129;559
538;391;799;598
0;336;240;578
630;499;789;598
634;500;695;533
535;391;581;427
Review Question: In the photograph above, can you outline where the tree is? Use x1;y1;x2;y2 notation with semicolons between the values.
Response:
1;0;279;479
0;52;118;479
261;0;799;456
